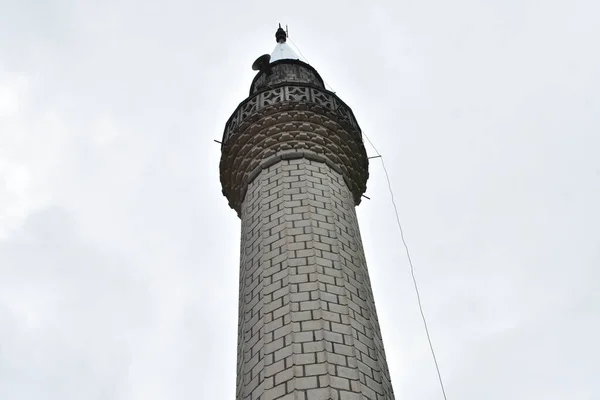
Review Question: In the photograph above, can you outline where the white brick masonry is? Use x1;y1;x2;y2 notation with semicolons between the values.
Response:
236;158;395;400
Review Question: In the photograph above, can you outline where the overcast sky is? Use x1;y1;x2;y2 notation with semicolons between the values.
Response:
1;0;599;399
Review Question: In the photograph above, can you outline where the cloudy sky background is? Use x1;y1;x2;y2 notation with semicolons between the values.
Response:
1;0;599;399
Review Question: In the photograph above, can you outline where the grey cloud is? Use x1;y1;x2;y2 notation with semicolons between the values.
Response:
1;0;599;398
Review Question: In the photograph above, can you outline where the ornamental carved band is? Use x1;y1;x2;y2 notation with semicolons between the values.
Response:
220;82;369;215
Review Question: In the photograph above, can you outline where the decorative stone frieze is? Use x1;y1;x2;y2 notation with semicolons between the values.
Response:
224;84;362;144
220;85;368;216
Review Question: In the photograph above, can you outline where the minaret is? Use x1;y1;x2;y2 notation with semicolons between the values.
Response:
220;26;396;400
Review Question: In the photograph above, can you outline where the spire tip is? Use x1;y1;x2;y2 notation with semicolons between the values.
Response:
275;24;287;43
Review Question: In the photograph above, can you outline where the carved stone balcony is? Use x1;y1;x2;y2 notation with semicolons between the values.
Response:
220;62;369;216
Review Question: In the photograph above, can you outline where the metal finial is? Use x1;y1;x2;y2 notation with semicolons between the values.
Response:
275;24;287;43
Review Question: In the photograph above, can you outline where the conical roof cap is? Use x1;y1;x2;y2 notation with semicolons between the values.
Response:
270;24;300;62
271;42;299;62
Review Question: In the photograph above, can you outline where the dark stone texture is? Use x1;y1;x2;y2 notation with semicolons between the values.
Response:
220;60;369;217
250;60;325;95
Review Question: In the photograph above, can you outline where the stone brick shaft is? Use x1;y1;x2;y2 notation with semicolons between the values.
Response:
236;158;395;400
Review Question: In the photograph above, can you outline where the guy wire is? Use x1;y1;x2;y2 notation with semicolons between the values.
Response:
363;131;448;400
287;35;449;400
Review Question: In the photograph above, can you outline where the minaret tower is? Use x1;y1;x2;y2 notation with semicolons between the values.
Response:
220;26;396;400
